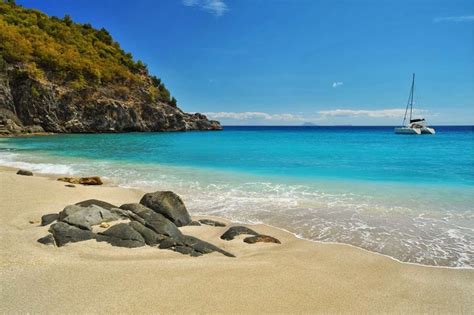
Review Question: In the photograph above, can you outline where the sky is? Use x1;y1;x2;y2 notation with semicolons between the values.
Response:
17;0;474;125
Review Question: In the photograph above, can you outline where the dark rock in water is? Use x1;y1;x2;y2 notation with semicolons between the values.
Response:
41;213;59;226
139;191;192;227
75;199;117;210
220;226;259;241
243;235;281;244
129;221;165;246
188;221;201;226
97;223;146;248
60;205;120;230
49;222;95;247
198;219;226;227
159;235;235;257
57;176;103;185
120;203;182;238
37;234;56;246
16;169;33;176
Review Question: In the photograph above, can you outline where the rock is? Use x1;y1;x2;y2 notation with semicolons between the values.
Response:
120;203;182;238
49;222;95;247
129;221;165;246
243;235;281;244
99;222;110;228
37;234;56;246
60;205;120;230
220;226;259;241
29;220;40;224
65;184;75;188
75;199;117;210
110;207;147;225
198;219;226;227
57;176;103;185
16;169;33;176
139;191;191;227
41;213;59;226
159;235;235;257
188;221;201;226
97;223;146;248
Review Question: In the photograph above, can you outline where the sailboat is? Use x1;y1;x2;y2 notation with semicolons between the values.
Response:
394;74;435;135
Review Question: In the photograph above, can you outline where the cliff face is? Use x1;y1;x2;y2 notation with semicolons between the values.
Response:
0;64;221;135
0;3;221;135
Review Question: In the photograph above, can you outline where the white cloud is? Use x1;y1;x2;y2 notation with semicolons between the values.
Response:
182;0;228;16
203;111;306;122
434;15;474;22
318;108;427;119
332;81;343;88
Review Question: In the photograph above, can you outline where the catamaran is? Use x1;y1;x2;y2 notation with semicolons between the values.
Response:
395;74;435;135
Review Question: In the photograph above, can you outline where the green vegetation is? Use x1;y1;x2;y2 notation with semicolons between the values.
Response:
0;1;176;104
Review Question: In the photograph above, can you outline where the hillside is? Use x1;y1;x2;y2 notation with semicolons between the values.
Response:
0;1;221;134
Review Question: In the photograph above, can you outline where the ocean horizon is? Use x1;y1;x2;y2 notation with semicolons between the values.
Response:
1;125;473;268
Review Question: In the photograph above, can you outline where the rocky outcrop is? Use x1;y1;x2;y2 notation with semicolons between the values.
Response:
38;193;234;257
0;64;221;135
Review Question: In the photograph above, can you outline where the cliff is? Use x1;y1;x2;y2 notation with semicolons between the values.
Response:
0;2;221;135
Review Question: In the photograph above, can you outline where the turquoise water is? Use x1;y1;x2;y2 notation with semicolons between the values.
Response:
1;126;473;267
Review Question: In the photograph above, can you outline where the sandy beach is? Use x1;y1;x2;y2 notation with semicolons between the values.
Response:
0;167;473;314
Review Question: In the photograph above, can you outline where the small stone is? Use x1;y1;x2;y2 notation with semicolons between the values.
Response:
65;184;75;188
57;176;103;185
37;234;56;246
17;169;33;176
220;226;259;241
198;219;226;227
29;220;40;224
243;235;281;244
99;222;110;228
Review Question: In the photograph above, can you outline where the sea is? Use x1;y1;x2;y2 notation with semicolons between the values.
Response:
1;126;473;268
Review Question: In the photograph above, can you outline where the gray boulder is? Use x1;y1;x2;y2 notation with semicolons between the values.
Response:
120;203;182;238
139;191;191;227
159;235;235;257
41;213;59;226
60;205;120;230
16;169;33;176
198;219;226;227
97;223;146;248
49;222;95;247
129;221;166;246
75;199;117;210
220;226;259;241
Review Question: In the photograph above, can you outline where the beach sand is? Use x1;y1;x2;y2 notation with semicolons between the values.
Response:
1;168;473;314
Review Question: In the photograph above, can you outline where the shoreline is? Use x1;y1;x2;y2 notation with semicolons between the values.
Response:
1;167;473;313
1;165;472;271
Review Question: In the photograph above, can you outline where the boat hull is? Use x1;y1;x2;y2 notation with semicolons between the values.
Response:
420;127;436;134
394;127;421;135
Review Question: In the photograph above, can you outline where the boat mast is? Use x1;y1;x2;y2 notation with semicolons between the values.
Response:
409;73;415;122
402;73;415;126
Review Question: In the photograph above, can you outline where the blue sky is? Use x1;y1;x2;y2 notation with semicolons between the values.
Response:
17;0;474;125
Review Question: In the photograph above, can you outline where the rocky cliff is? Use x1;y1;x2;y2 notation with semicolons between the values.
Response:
0;2;221;135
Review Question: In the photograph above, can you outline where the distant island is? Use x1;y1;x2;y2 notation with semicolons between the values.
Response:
0;2;220;135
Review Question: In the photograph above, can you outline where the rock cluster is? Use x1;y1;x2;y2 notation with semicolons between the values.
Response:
37;191;280;256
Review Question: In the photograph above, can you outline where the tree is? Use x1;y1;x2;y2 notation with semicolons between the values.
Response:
170;96;177;107
63;14;72;26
